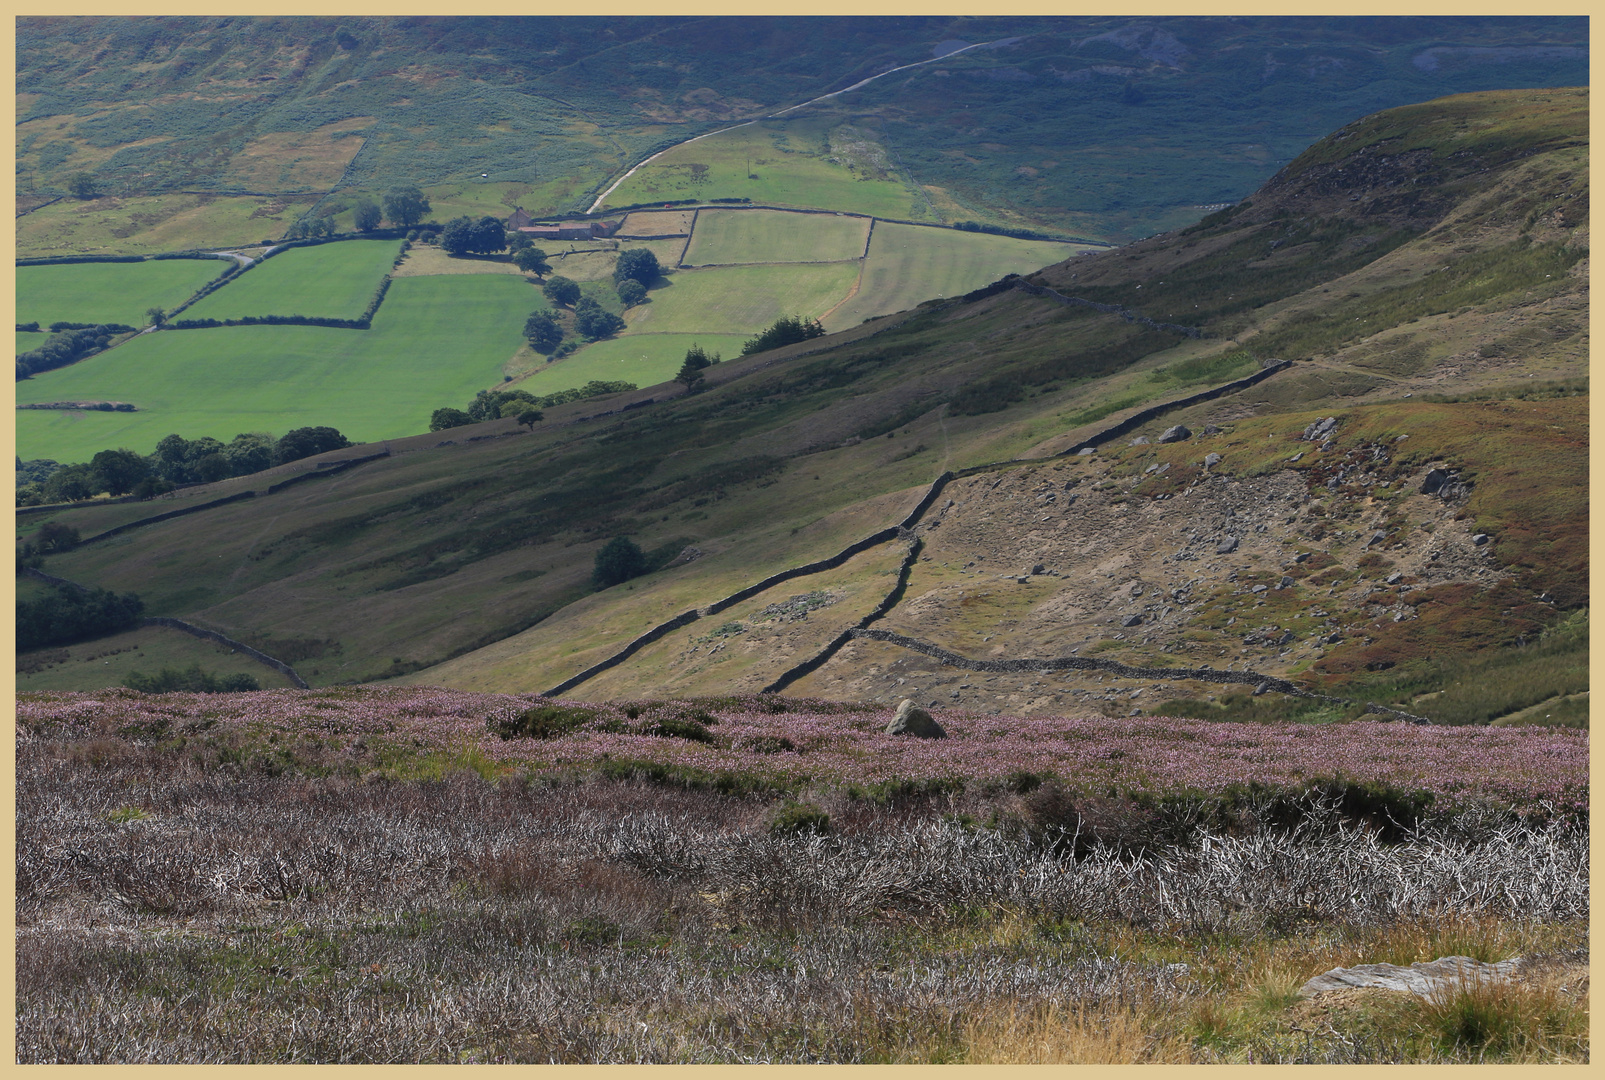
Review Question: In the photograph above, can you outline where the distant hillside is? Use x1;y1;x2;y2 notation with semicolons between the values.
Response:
22;88;1587;727
16;16;1586;242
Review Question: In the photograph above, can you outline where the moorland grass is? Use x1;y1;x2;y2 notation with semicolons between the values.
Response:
15;193;318;257
822;222;1090;330
17;258;228;328
181;239;403;322
15;275;536;460
513;333;751;399
624;261;860;335
16;624;299;692
600;117;932;221
682;208;870;265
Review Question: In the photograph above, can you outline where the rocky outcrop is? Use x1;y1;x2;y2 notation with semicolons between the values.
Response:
886;698;946;738
1299;956;1522;998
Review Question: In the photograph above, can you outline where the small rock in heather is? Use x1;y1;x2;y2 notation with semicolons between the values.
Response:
1303;416;1338;441
1473;533;1490;546
1421;468;1448;494
1299;957;1522;999
1202;424;1222;435
1122;613;1144;627
886;699;946;739
1129;436;1150;446
1204;452;1222;468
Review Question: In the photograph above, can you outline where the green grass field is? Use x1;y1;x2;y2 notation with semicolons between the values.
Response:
624;262;859;336
15;193;318;258
821;223;1091;330
182;239;402;322
682;208;869;266
514;333;752;399
16;275;537;461
18;331;48;356
601;118;934;221
17;258;227;329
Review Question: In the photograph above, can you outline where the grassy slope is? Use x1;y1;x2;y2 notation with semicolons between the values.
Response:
682;208;869;265
624;262;859;335
17;259;227;327
511;334;752;400
600;118;935;221
17;624;299;692
182;240;402;321
16;275;534;459
822;223;1093;330
30;90;1589;708
15;194;318;258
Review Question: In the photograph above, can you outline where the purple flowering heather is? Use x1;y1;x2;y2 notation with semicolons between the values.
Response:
17;688;1586;811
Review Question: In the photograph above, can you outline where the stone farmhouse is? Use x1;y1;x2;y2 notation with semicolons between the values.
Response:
504;206;620;241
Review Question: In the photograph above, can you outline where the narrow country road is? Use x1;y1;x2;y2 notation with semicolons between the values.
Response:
586;37;1015;213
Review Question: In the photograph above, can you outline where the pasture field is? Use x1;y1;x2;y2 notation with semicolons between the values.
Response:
600;118;934;222
15;275;537;460
182;239;403;321
15;193;319;258
16;258;227;329
543;239;687;283
419;180;587;228
821;222;1092;330
391;246;524;278
514;333;752;399
18;331;48;355
617;209;695;235
16;625;299;692
623;262;860;336
682;208;869;266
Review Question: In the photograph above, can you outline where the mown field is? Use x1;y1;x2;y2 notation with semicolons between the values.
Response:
514;333;752;399
682;208;869;266
624;261;860;335
16;258;228;328
181;239;403;322
600;118;935;222
15;193;319;257
15;275;536;460
822;222;1091;330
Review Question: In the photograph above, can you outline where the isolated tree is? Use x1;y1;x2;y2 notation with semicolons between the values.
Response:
741;314;825;355
383;185;431;228
613;247;659;287
88;448;151;496
67;172;96;200
516;408;544;429
273;426;352;465
514;246;551;275
592;535;647;588
616;278;647;307
573;297;625;339
524;310;563;352
35;521;80;554
145;307;166;327
430;407;473;431
543;275;581;307
674;342;720;391
352;197;382;232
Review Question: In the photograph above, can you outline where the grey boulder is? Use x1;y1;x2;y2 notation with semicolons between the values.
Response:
1299;956;1522;999
1158;424;1192;443
886;699;946;739
1203;452;1222;468
1216;535;1239;554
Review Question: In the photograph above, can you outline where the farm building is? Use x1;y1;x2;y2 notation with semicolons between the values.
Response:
505;207;535;231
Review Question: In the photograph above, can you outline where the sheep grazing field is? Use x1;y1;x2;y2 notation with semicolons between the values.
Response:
17;688;1588;1063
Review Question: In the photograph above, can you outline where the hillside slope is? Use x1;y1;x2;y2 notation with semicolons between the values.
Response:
24;88;1587;724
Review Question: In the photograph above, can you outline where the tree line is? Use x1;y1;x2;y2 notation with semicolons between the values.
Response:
16;426;352;506
428;381;638;432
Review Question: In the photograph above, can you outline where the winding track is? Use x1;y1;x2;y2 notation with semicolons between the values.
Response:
586;38;1011;213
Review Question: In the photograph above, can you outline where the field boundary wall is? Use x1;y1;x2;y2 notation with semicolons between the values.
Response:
78;490;257;546
535;355;1300;699
846;628;1432;722
20;567;309;687
265;450;390;495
